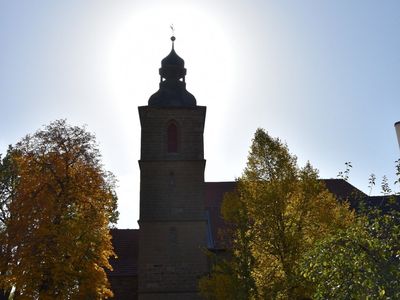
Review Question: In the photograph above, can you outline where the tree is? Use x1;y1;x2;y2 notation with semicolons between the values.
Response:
0;120;118;299
301;161;400;299
0;147;19;298
200;128;354;299
199;188;257;300
301;207;400;299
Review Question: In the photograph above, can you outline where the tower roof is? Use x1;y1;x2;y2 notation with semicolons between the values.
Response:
161;47;184;68
148;36;196;107
161;49;184;67
161;35;184;67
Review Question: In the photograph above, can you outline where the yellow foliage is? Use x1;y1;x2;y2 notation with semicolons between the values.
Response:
201;129;355;299
199;271;237;300
0;120;118;299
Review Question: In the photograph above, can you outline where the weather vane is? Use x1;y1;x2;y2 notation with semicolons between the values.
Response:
170;24;176;47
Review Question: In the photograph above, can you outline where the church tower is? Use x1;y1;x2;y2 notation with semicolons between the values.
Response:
138;36;208;299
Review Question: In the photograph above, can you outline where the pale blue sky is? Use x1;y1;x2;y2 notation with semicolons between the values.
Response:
1;1;399;228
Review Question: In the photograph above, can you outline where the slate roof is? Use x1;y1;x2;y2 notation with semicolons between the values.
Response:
323;179;366;200
203;180;365;248
323;179;400;211
204;182;237;250
108;229;139;277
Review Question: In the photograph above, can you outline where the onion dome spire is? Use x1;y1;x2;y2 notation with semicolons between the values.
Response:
148;34;196;107
171;35;175;48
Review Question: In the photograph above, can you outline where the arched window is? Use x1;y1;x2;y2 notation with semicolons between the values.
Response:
167;123;178;153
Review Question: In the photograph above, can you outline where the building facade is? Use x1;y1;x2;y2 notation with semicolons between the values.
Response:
137;36;208;299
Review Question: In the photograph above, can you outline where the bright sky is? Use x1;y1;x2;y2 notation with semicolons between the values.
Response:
1;0;399;228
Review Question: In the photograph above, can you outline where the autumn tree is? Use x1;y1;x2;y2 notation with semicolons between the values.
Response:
0;120;118;299
200;128;354;299
0;147;18;298
199;188;257;300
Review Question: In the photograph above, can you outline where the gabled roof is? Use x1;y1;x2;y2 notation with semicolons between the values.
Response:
202;179;385;251
323;178;366;206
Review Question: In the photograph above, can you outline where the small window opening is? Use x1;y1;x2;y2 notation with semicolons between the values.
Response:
169;171;175;186
169;227;178;244
167;123;178;153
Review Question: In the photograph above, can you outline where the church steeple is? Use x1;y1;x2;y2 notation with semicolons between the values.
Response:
138;34;208;299
148;36;197;107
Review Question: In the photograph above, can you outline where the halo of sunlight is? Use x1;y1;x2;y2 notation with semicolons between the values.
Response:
103;3;236;227
106;2;236;126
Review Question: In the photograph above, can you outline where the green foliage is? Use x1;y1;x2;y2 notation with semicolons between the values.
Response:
199;249;254;300
368;173;376;196
302;158;400;299
301;208;400;299
0;120;118;299
337;161;352;181
381;175;392;196
395;159;400;187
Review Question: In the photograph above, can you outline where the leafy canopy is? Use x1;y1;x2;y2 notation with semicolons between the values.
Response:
0;120;118;299
200;128;354;299
302;160;400;299
302;208;400;299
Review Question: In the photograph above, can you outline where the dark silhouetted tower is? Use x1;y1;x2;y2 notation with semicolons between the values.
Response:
138;36;208;299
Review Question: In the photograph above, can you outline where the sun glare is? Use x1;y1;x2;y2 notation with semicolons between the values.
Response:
106;2;236;123
104;3;236;227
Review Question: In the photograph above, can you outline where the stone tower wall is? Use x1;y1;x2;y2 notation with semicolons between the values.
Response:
138;106;208;300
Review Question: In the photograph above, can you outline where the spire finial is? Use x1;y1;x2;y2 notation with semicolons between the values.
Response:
170;24;176;49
